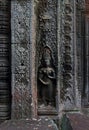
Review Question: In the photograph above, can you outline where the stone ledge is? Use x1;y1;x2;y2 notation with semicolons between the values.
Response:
0;118;58;130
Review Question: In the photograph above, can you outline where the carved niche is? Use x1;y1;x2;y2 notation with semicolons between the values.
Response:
38;46;56;107
36;0;57;115
0;0;11;122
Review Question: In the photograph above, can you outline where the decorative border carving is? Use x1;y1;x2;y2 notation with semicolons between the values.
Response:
11;0;32;119
60;1;75;109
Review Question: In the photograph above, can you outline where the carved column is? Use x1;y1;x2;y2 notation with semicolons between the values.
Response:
60;0;77;110
60;0;85;111
76;0;85;107
0;0;11;122
11;0;36;119
82;0;89;106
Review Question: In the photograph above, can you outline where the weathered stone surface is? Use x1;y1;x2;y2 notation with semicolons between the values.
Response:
76;0;85;108
67;113;89;130
82;0;89;106
11;0;35;119
61;114;72;130
36;0;58;114
0;0;11;121
7;0;87;122
60;0;76;110
0;118;58;130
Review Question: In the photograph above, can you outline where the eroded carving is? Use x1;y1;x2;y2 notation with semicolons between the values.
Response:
60;1;75;109
11;0;32;119
36;0;57;112
38;46;56;108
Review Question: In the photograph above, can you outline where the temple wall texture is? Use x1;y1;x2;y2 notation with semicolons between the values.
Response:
10;0;85;120
11;0;37;119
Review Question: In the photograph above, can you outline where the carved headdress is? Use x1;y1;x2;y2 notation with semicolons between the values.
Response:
41;46;54;67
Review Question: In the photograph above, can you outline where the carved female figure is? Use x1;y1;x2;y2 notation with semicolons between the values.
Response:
38;46;56;107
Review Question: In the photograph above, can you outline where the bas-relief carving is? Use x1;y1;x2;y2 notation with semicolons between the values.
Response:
76;0;85;9
0;0;85;121
36;0;57;112
37;0;57;62
60;0;75;109
11;0;32;119
38;46;56;108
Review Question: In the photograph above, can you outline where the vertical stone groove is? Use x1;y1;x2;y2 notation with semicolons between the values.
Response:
0;0;11;122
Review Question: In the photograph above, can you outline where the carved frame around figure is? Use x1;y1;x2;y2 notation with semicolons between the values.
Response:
60;0;76;110
36;0;58;115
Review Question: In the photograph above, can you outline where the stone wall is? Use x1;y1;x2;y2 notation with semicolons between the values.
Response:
59;0;83;111
0;0;11;122
11;0;37;119
10;0;85;120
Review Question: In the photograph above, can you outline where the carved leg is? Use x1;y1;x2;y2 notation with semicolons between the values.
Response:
48;84;54;106
42;86;47;106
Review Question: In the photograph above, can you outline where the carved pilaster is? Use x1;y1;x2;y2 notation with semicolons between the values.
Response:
75;0;85;108
11;0;33;119
60;0;76;110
